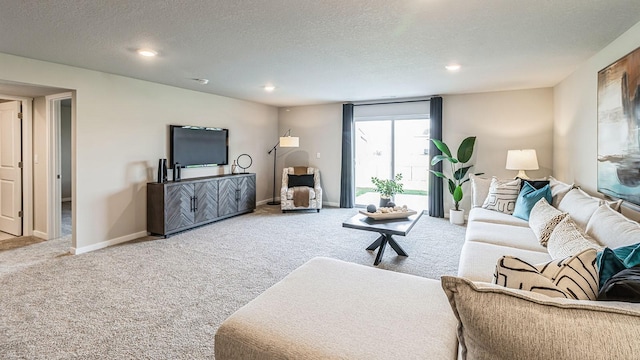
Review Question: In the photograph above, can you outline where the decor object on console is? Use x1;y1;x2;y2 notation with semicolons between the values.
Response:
505;149;539;179
157;158;168;183
430;136;481;224
370;173;404;207
236;153;252;173
598;46;640;206
267;130;299;205
280;167;322;212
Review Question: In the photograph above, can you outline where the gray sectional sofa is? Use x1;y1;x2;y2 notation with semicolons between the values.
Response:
215;178;640;359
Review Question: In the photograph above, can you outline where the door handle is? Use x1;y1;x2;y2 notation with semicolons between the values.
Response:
194;196;198;211
190;196;194;212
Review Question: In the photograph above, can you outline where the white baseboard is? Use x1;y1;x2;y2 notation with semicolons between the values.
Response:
324;201;339;207
71;230;148;255
33;230;48;240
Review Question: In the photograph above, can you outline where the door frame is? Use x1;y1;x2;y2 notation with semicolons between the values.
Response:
45;92;72;240
0;94;33;237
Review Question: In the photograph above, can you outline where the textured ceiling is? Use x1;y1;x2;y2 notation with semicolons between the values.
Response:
0;0;639;107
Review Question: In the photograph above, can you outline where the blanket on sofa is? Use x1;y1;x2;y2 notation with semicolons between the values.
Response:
292;187;310;207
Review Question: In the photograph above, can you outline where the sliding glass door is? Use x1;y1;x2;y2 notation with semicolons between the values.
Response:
354;118;429;211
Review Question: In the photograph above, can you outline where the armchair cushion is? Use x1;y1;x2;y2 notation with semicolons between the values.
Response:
287;174;314;188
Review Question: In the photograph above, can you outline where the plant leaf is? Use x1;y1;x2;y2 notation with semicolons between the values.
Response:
457;136;476;163
431;139;452;158
429;170;447;179
453;166;472;181
448;179;456;195
431;155;458;165
453;185;463;202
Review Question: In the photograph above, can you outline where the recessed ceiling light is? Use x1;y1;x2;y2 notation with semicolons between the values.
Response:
264;85;276;92
194;78;209;85
445;64;461;72
137;48;158;57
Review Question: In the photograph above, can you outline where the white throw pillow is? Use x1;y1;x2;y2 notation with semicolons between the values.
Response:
546;216;602;260
556;188;602;229
482;178;521;214
469;174;492;208
528;198;568;247
586;204;640;249
548;176;574;207
441;276;640;360
493;248;599;300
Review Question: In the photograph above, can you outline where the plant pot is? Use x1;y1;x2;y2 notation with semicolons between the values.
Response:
449;209;465;225
379;197;391;207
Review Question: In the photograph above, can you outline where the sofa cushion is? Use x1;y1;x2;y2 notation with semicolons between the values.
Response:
470;174;492;208
493;248;599;300
467;207;528;227
547;217;603;260
457;241;551;282
598;265;640;303
557;188;602;229
548;176;574;206
466;220;547;253
597;243;640;289
586;204;640;249
441;276;640;360
215;257;458;360
512;183;552;221
528;198;568;247
482;178;521;214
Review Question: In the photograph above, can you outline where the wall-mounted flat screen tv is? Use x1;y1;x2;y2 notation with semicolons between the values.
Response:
170;125;229;168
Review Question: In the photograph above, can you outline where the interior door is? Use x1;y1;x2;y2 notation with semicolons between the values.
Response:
0;101;22;236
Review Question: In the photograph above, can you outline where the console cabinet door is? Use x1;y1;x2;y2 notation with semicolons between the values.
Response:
194;180;218;223
238;175;256;212
218;178;239;216
166;183;194;232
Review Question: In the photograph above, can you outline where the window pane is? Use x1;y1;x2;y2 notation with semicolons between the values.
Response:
355;120;392;207
394;119;429;212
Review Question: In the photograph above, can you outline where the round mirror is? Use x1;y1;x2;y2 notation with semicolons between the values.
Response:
236;154;253;173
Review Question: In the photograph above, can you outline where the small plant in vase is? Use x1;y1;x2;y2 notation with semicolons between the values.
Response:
371;173;404;207
430;136;482;224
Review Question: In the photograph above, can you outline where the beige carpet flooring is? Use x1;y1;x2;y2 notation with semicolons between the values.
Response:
0;205;466;359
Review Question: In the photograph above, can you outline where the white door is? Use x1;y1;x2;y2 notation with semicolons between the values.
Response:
0;101;22;236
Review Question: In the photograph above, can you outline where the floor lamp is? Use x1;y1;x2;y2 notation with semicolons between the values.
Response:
267;129;299;205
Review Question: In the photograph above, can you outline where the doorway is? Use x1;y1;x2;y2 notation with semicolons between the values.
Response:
354;118;430;211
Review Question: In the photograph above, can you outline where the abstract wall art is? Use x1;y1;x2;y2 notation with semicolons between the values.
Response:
598;46;640;205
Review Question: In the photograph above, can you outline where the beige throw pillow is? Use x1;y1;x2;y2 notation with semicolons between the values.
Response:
586;204;640;249
528;198;567;246
548;176;574;206
469;174;492;208
441;276;640;360
557;188;602;229
493;248;599;300
482;178;521;214
547;217;603;260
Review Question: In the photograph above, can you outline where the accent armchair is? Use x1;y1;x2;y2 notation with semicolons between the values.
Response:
281;167;322;212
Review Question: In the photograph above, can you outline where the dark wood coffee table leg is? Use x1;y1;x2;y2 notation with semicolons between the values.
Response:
373;236;388;265
387;235;408;257
366;235;384;251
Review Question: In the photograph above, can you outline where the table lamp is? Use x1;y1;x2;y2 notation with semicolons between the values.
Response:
506;149;538;179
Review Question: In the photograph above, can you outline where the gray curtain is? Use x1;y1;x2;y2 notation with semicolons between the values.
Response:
429;97;444;217
340;103;355;208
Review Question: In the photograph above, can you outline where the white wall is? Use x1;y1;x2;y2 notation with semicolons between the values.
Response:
277;89;554;212
277;104;343;206
554;20;640;219
0;52;278;253
442;88;554;212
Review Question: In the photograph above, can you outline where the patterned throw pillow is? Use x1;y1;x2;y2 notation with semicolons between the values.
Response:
528;198;567;246
547;216;603;260
493;248;599;300
482;178;521;214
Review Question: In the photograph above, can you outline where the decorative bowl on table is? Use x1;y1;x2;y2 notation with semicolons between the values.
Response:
359;206;417;220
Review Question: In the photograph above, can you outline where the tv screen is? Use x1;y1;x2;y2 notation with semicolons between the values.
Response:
170;125;229;168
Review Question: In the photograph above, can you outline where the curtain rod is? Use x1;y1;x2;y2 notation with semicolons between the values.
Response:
352;98;435;107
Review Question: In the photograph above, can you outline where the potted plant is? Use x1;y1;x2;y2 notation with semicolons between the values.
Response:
371;173;404;207
430;136;482;224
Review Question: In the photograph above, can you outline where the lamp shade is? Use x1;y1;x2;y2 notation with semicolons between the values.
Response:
506;149;539;170
279;136;299;148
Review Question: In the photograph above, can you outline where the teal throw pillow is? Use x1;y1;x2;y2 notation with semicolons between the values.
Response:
513;183;552;221
597;242;640;289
